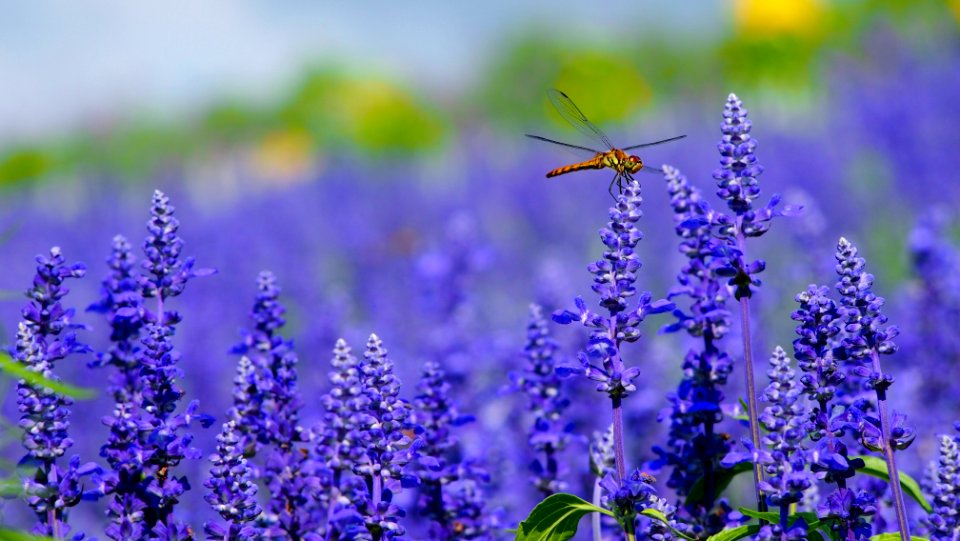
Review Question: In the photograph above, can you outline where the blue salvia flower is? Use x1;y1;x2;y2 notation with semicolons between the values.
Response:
139;190;213;322
231;271;317;539
927;427;960;541
315;339;367;539
412;360;489;539
552;180;673;399
88;235;146;404
722;347;811;512
132;191;214;539
791;285;845;428
433;479;498;541
599;469;659;537
354;334;420;539
655;166;734;530
16;248;98;539
203;420;262;540
756;347;810;508
817;488;877;541
835;236;914;539
511;304;571;495
16;323;99;540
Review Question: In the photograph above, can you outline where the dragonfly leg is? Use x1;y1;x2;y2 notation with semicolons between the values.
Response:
607;174;618;201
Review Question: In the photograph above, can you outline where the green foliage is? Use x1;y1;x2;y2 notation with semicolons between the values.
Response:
0;148;54;188
0;529;55;541
705;524;761;541
854;455;932;513
869;534;929;541
514;493;614;541
0;353;96;400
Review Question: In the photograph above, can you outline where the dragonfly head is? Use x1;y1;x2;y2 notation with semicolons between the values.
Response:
625;154;643;174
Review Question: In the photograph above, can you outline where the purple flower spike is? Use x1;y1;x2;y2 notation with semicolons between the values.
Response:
654;165;736;533
835;237;913;540
16;247;97;539
927;428;960;541
203;421;262;540
139;190;214;322
231;271;316;539
511;304;571;495
713;93;763;218
756;347;810;507
553;180;673;400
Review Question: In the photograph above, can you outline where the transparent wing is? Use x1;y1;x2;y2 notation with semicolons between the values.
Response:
622;134;687;151
547;89;615;150
525;134;600;154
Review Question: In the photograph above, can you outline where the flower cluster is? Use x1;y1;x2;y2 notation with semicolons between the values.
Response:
511;304;571;495
203;421;262;540
654;165;734;534
927;427;960;541
229;271;315;539
91;191;214;540
552;180;672;399
15;248;98;539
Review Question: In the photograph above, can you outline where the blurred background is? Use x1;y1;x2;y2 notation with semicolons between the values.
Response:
1;0;959;537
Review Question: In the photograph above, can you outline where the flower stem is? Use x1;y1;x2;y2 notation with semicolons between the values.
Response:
592;477;603;541
612;395;627;483
736;229;766;514
869;350;911;541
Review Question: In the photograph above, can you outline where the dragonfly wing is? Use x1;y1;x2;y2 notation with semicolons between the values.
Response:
547;89;615;150
639;165;664;174
622;134;687;151
525;134;600;154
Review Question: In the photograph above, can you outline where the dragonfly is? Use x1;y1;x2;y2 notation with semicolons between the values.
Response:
526;89;686;198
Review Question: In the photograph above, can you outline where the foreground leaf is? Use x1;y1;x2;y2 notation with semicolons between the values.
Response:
706;524;761;541
515;493;614;541
855;455;932;513
869;534;928;541
0;529;56;541
0;354;95;400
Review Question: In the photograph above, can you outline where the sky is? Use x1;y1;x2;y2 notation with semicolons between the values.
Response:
0;1;722;142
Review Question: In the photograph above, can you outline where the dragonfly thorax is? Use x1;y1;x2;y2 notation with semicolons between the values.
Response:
604;149;644;175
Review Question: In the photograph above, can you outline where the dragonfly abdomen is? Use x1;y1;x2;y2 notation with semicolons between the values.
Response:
546;156;605;178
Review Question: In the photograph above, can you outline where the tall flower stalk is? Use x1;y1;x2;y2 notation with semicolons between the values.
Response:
512;304;571;496
835;238;913;540
553;180;672;540
656;165;734;534
711;94;788;512
16;247;98;539
230;271;316;539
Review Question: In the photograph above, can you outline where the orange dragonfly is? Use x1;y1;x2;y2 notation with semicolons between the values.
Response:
526;89;686;198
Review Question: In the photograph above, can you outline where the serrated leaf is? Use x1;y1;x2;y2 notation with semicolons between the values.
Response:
855;455;932;513
515;493;614;541
706;524;761;541
639;508;698;541
869;534;928;541
686;462;753;506
0;354;96;400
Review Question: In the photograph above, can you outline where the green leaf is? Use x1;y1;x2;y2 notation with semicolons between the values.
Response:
639;508;698;541
705;524;761;541
855;455;932;513
0;477;21;498
869;534;929;541
738;508;821;527
515;493;614;541
0;354;96;400
0;529;56;540
686;462;753;506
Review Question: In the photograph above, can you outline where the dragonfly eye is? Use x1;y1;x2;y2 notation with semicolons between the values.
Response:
627;155;640;164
